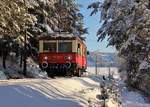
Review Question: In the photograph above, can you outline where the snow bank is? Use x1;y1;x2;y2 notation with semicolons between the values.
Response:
0;67;149;107
0;85;81;107
139;60;150;71
0;77;101;107
117;80;150;107
26;58;48;79
87;67;150;107
26;64;48;79
0;70;7;80
87;67;119;79
0;57;48;79
121;87;150;107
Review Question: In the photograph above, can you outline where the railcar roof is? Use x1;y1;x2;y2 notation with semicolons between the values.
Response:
38;33;83;42
39;33;76;40
39;33;86;47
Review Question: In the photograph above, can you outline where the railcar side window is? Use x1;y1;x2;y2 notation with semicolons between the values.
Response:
58;42;72;52
77;43;81;55
43;42;56;52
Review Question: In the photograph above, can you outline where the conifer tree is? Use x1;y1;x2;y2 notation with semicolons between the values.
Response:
89;0;150;91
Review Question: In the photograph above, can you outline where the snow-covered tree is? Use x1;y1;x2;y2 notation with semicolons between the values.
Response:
0;0;37;37
89;0;150;92
0;0;37;70
0;0;87;77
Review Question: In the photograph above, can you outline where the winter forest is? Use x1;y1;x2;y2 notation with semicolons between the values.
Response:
0;0;87;77
0;0;150;107
88;0;150;95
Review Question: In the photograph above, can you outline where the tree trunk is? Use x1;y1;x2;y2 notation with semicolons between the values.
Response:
20;51;23;68
23;53;27;76
149;0;150;9
23;31;27;76
2;42;7;69
2;55;6;69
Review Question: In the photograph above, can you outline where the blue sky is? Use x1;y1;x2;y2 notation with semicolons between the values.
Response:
77;0;116;53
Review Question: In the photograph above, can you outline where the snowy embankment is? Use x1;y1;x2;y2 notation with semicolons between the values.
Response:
120;81;150;107
0;77;100;107
0;58;48;79
121;87;150;107
87;67;119;78
88;67;150;107
0;67;149;107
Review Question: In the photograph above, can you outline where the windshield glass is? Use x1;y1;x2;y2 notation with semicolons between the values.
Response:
58;42;72;52
43;42;57;52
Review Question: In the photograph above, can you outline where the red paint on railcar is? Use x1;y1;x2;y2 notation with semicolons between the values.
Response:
39;52;87;68
38;34;87;76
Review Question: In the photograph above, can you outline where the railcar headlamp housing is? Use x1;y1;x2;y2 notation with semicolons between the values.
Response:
67;56;72;60
65;55;72;61
44;56;48;60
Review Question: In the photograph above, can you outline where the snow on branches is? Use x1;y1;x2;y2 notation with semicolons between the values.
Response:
0;0;37;37
89;0;150;89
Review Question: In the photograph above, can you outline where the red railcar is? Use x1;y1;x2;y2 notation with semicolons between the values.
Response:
38;33;87;77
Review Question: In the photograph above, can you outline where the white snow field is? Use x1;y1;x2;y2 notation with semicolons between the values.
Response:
0;67;149;107
87;67;119;78
121;87;150;107
87;67;150;107
0;77;100;107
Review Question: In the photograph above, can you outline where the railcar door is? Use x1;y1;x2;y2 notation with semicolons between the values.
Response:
76;39;87;69
77;43;82;68
82;45;87;68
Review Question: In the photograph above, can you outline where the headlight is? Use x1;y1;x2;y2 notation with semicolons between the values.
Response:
65;55;72;60
44;56;48;60
67;56;72;60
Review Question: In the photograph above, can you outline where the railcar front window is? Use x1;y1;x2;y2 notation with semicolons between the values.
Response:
58;42;72;52
43;42;56;52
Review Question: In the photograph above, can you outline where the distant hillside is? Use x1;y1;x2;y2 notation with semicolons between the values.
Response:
87;52;119;67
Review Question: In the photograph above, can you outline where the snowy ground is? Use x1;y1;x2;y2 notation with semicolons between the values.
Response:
119;81;150;107
121;88;150;107
0;77;100;107
0;85;81;107
87;67;119;78
0;67;149;107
